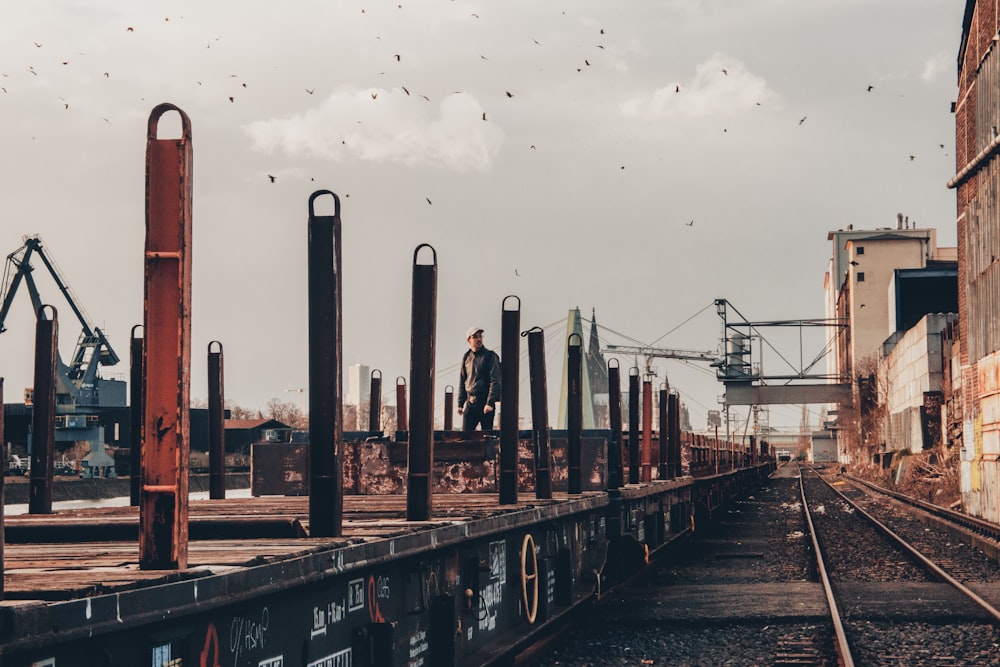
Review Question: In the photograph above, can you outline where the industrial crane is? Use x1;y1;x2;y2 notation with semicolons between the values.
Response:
0;235;120;407
603;344;723;377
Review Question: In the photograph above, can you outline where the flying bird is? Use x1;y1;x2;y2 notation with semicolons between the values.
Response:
799;116;807;125
394;54;400;61
305;88;315;94
402;86;410;95
909;155;915;161
126;26;134;32
371;92;378;99
530;145;536;150
34;42;42;48
721;68;728;75
585;59;591;66
686;220;694;226
482;112;487;120
268;175;276;183
506;91;513;98
471;12;479;18
228;96;234;103
425;197;432;205
867;85;874;92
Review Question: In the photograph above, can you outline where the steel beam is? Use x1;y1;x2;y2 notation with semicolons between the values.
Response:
207;341;225;500
499;296;520;504
140;103;192;570
407;244;437;521
566;333;583;495
369;370;382;434
307;190;344;538
627;368;640;485
525;327;552;499
724;383;852;405
129;325;142;506
607;360;623;490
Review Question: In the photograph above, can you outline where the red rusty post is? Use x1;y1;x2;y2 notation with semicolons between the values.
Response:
567;332;583;495
307;190;344;538
407;244;437;521
658;384;668;480
29;305;57;515
499;296;520;504
627;367;640;484
524;327;552;500
607;360;624;489
140;103;192;570
368;369;382;434
443;385;454;431
396;377;408;434
641;375;653;482
129;325;143;506
207;341;225;500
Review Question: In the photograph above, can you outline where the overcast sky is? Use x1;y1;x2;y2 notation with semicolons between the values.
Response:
0;1;961;433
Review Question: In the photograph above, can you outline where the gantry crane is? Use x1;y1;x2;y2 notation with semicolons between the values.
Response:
603;344;723;378
0;235;120;407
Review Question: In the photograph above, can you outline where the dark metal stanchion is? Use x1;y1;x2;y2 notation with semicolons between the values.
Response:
524;327;552;499
29;307;57;515
407;244;437;521
396;377;408;434
641;376;653;482
129;325;143;506
207;341;225;500
141;104;192;569
669;392;681;479
627;367;640;485
307;189;344;538
567;333;583;495
443;385;454;431
658;384;668;480
369;369;382;434
607;360;623;490
499;296;520;504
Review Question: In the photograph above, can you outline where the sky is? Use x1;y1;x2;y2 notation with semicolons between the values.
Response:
0;1;962;435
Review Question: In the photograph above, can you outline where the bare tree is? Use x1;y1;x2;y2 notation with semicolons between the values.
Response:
265;398;307;429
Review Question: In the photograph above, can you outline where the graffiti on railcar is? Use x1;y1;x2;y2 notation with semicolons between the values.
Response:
306;648;351;667
406;628;429;666
368;574;390;623
229;606;271;663
478;540;506;632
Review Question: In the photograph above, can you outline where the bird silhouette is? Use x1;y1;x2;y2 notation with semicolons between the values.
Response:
394;54;400;61
686;220;694;226
305;88;315;94
867;85;874;92
799;116;807;125
506;91;513;98
425;197;432;205
675;84;680;93
909;155;915;161
402;86;410;95
267;175;276;183
722;68;728;75
482;112;487;121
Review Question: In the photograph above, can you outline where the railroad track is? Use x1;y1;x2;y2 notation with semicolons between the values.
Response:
800;465;1000;665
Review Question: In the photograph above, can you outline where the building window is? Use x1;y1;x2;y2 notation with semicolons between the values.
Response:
857;272;865;282
856;246;864;255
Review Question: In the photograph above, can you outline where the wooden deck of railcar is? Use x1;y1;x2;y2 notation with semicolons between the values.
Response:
1;492;608;602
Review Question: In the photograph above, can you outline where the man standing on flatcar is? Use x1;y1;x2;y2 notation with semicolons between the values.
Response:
458;326;501;431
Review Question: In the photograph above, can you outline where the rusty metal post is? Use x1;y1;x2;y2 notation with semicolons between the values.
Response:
207;341;225;500
307;189;344;538
407;244;437;521
607;360;623;490
641;376;653;482
129;325;143;506
499;296;520;504
658;384;668;480
443;385;454;431
627;367;640;485
396;377;408;434
567;333;583;495
141;103;192;569
368;369;382;434
29;305;57;515
524;327;552;499
669;392;681;479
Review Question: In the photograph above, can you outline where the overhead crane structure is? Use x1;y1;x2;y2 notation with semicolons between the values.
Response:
0;235;120;408
604;299;850;408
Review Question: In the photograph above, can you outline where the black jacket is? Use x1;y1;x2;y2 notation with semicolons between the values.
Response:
459;347;501;407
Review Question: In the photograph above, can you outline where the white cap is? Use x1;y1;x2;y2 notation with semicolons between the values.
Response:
466;326;484;339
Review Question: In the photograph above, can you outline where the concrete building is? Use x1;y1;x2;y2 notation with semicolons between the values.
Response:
880;313;957;454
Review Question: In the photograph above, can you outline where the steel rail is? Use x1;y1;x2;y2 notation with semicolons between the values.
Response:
797;466;855;667
807;467;1000;625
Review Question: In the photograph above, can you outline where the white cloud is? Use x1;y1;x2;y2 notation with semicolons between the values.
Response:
620;53;777;120
242;89;504;172
921;51;949;83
